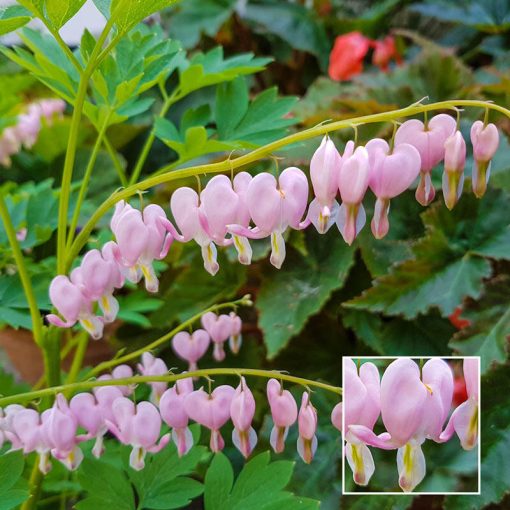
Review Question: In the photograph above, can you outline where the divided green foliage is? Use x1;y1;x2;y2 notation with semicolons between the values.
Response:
77;443;207;510
86;26;182;126
345;189;510;319
155;76;297;163
449;276;510;373
0;452;29;510
17;0;86;30
0;5;32;36
204;452;319;510
1;28;80;102
257;229;355;359
179;47;270;95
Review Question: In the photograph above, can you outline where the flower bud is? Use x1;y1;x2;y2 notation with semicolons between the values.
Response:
442;130;467;210
297;393;318;464
230;377;257;458
267;379;298;453
228;312;243;354
470;121;499;198
331;402;342;432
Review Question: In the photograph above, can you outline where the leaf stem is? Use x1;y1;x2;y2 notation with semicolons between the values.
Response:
66;99;510;270
0;193;44;346
104;137;128;186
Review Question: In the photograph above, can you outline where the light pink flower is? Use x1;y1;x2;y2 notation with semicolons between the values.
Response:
137;352;168;404
366;138;421;239
159;377;194;457
440;358;479;450
106;397;170;470
172;330;211;371
395;114;456;205
443;130;467;210
228;312;243;354
230;377;257;458
267;378;298;453
297;392;318;464
228;168;309;269
201;312;232;362
184;385;235;452
470;121;499;197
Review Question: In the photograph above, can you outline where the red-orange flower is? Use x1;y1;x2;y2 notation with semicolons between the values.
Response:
372;35;402;72
328;31;371;81
448;306;471;329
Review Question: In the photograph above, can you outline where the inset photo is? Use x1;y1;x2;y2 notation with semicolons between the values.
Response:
342;356;480;495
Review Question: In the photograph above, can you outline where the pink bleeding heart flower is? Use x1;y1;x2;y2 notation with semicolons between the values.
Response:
470;121;499;198
440;358;479;450
106;397;170;470
228;167;309;269
46;275;104;340
228;312;243;354
159;377;194;457
110;201;172;292
36;99;66;123
231;172;254;264
337;146;370;244
43;394;83;471
230;377;257;458
442;130;466;210
331;402;342;432
297;392;318;464
366;138;421;239
70;249;123;323
169;187;219;275
395;114;456;205
0;127;21;167
0;404;24;449
70;386;123;458
172;330;211;371
199;175;238;248
266;378;298;453
343;358;381;486
184;385;235;452
306;136;344;234
97;364;135;396
201;312;232;362
349;358;453;492
12;408;52;474
137;352;168;404
16;106;41;149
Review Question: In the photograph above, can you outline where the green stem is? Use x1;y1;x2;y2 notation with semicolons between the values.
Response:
87;295;252;378
56;19;114;275
128;89;182;185
65;114;111;252
66;99;510;270
104;137;128;186
65;331;89;385
0;194;44;346
20;462;44;510
0;369;341;407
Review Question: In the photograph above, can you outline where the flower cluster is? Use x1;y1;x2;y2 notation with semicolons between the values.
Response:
328;32;401;81
0;99;65;166
344;358;479;492
0;354;336;473
172;311;243;368
47;115;499;338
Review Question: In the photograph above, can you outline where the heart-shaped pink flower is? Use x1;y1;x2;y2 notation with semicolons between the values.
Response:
172;330;211;370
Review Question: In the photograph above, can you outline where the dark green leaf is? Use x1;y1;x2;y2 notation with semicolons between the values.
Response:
257;229;355;358
0;452;29;510
204;453;234;510
450;276;510;373
76;458;135;510
345;189;510;318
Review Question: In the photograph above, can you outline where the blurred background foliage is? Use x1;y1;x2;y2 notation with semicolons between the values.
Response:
0;0;509;508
